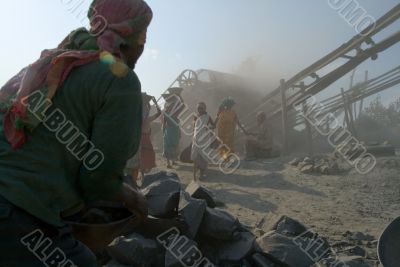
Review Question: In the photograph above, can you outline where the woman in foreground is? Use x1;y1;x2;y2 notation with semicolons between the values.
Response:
0;0;153;266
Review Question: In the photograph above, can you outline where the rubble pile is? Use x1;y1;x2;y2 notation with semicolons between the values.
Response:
318;231;380;267
102;172;378;267
377;158;400;169
289;155;345;175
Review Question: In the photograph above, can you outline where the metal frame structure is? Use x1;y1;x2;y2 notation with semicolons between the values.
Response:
246;4;400;154
294;65;400;127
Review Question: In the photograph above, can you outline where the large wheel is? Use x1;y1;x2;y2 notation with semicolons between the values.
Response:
178;70;198;87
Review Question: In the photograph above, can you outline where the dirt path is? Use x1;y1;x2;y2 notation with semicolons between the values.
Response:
152;154;400;242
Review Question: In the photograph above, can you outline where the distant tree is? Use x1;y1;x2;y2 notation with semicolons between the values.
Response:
364;96;400;127
387;97;400;125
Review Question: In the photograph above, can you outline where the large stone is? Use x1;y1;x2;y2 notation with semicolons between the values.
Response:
104;260;131;267
256;231;329;267
142;171;180;188
164;237;200;267
185;182;217;208
241;259;253;267
319;165;330;175
107;233;160;267
315;255;373;267
179;192;207;239
200;208;241;241
341;246;367;257
142;178;181;218
251;253;279;267
297;161;309;169
218;232;256;262
351;232;375;242
289;158;301;166
270;215;309;237
136;216;188;238
303;157;313;164
300;164;314;174
198;241;220;266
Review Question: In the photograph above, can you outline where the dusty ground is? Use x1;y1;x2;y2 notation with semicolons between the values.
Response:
150;153;400;244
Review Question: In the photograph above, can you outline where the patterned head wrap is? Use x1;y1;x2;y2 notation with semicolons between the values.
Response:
0;0;152;149
219;97;236;111
198;102;206;109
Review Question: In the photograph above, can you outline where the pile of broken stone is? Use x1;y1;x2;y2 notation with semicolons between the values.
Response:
289;155;345;175
377;158;400;169
104;171;378;267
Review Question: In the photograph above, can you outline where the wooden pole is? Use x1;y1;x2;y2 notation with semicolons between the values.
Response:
348;98;358;138
359;71;368;116
280;79;289;155
349;69;357;119
341;88;351;131
303;102;314;156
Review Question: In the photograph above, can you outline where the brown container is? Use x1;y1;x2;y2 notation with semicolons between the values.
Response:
64;202;141;254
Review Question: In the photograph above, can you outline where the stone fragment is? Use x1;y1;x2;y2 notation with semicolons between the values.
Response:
165;237;199;267
241;259;253;267
200;208;241;241
270;215;309;237
218;232;256;262
107;233;160;267
301;164;314;174
142;171;180;188
104;260;131;267
341;245;367;257
179;192;207;239
320;165;330;175
251;253;278;267
142;178;181;218
186;181;217;208
289;158;301;166
303;157;313;164
351;232;375;242
297;161;310;169
315;255;373;267
198;241;220;266
256;231;329;267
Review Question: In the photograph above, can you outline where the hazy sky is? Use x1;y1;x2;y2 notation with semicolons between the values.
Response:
1;1;399;105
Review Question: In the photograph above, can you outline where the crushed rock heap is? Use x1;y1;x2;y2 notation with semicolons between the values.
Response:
289;155;348;175
101;171;378;267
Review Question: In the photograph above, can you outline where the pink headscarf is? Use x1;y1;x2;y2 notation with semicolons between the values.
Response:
0;0;152;149
90;0;152;53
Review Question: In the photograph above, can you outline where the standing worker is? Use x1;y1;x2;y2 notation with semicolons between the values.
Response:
215;97;248;160
191;102;215;181
126;93;161;181
140;94;162;174
162;88;184;168
245;111;273;159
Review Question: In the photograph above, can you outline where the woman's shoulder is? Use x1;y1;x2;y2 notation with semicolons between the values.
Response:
81;60;139;86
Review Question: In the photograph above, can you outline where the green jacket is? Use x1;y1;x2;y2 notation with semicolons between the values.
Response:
0;60;142;226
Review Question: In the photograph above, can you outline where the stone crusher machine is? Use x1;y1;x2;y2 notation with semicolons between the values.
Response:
152;69;266;153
